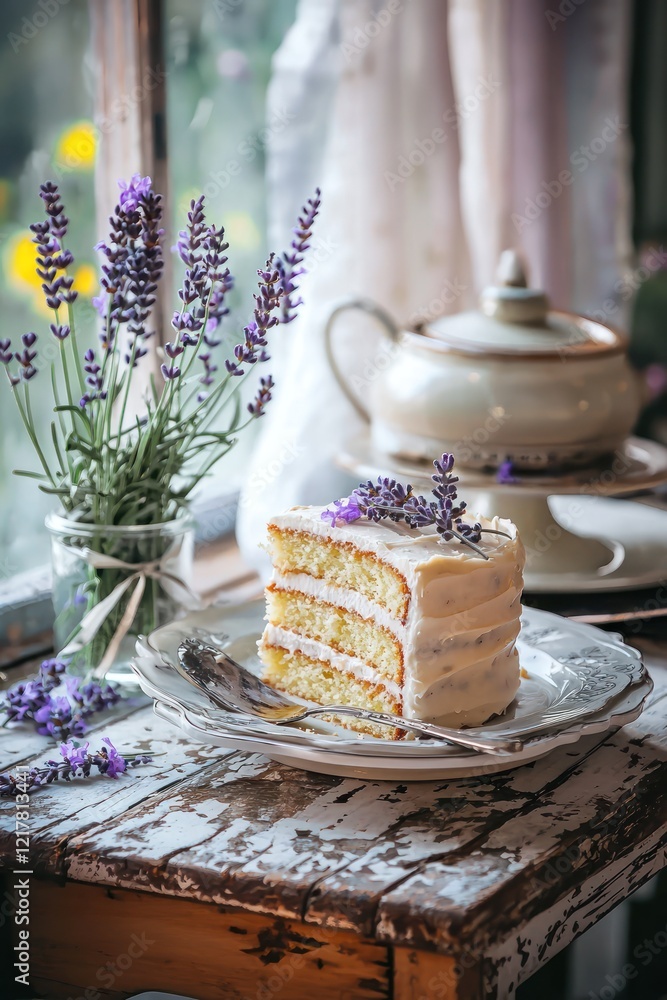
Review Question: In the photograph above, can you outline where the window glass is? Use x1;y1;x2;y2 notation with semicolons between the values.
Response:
0;0;96;575
165;0;298;496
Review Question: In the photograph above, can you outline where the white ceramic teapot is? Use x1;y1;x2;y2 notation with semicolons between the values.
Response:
324;251;642;471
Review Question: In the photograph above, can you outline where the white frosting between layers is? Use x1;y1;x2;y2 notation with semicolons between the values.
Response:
263;624;402;702
264;506;525;725
271;570;406;639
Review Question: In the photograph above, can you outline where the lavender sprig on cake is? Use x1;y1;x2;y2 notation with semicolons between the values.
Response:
321;453;508;558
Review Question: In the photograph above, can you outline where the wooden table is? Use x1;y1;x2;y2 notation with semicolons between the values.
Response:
1;638;666;1000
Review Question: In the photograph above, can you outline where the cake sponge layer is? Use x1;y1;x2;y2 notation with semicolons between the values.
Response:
265;585;403;686
259;643;405;739
267;525;409;622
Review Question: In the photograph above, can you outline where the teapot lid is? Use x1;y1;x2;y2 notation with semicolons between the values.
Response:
420;250;624;357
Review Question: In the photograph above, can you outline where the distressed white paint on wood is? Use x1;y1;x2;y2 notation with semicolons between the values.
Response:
65;750;277;887
0;706;233;870
483;827;667;999
60;732;606;923
45;679;667;950
375;698;667;952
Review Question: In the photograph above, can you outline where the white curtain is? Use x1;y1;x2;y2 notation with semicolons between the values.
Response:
236;0;634;576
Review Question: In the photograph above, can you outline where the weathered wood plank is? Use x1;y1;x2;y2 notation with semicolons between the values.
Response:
65;752;289;890
24;880;392;1000
1;634;663;984
303;732;613;932
393;946;482;1000
41;680;666;943
375;692;667;955
482;827;667;999
60;730;617;935
0;705;235;872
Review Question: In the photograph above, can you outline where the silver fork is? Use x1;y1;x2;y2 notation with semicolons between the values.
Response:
175;638;524;756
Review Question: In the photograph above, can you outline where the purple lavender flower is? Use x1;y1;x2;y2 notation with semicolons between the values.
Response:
98;737;127;778
204;276;233;342
39;658;68;688
75;680;121;715
79;349;108;406
322;453;485;551
91;293;106;318
0;658;119;738
0;740;150;795
38;180;70;240
247;375;274;417
3;680;45;723
456;517;483;542
95;175;164;352
225;256;282;377
496;459;519;485
199;352;218;388
50;323;70;341
30;182;77;315
321;496;363;526
59;739;89;771
34;695;87;739
171;205;233;351
118;173;153;212
0;769;42;796
174;195;206;270
0;338;12;365
15;345;37;369
165;341;184;359
278;188;321;324
161;363;181;381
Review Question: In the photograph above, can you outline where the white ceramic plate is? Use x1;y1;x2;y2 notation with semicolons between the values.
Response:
133;604;652;778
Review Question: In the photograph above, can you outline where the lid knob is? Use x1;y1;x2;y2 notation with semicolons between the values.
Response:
480;249;549;324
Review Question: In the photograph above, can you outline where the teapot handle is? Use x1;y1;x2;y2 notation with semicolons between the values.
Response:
324;296;401;423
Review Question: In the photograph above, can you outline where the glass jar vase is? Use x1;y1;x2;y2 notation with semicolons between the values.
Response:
46;512;196;684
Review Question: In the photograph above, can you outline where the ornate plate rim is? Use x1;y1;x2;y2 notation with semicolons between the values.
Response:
134;605;651;760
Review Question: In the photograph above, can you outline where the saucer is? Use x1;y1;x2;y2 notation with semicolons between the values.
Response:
336;435;667;592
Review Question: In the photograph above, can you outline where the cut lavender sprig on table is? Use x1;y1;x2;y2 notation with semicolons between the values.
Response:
0;738;152;796
0;658;120;738
322;453;496;558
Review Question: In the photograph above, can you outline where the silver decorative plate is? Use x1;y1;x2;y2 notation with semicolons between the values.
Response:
133;603;652;778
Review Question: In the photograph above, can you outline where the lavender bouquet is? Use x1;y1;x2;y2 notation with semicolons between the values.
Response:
1;176;320;675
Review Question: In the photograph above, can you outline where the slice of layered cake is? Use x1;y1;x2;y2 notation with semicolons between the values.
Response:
258;455;525;738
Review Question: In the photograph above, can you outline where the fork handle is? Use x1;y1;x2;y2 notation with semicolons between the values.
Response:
304;706;523;755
